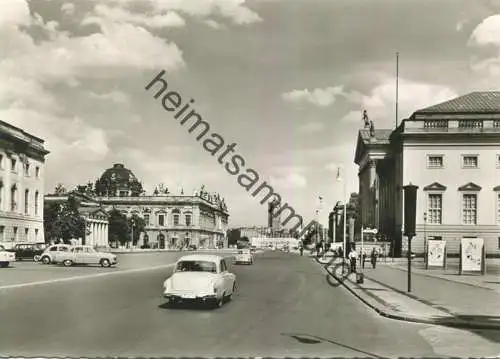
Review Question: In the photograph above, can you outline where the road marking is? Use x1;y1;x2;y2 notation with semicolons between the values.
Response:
0;263;176;290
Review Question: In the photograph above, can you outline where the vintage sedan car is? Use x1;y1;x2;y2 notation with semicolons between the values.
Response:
163;254;236;308
8;243;47;262
56;245;118;267
0;245;16;268
40;244;72;264
234;249;254;265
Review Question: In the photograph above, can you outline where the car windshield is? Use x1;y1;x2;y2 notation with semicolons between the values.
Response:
175;260;217;273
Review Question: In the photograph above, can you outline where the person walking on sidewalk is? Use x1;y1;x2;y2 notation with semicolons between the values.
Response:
361;251;367;268
370;247;378;269
348;247;358;273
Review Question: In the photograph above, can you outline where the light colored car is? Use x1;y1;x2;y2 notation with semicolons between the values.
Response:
40;244;72;264
0;245;16;268
57;245;118;267
234;249;254;265
163;254;236;308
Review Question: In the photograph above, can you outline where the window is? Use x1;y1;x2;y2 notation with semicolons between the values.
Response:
50;246;58;252
34;191;39;215
462;193;477;225
119;190;128;197
11;158;16;172
144;214;150;225
35;228;39;242
12;227;18;241
24;163;29;176
158;214;165;226
220;259;227;272
173;214;179;226
24;189;29;214
0;226;4;241
497;155;500;169
427;155;443;168
427;194;442;224
10;185;17;212
462;155;478;168
35;166;40;178
498;237;500;250
185;214;192;226
24;228;29;241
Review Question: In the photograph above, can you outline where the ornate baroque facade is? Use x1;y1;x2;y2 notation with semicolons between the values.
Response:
0;120;49;248
355;92;500;257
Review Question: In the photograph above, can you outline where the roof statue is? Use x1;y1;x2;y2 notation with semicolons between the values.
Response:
369;119;375;137
362;110;370;129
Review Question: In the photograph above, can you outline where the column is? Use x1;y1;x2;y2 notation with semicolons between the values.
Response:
97;223;102;247
92;222;96;247
104;223;108;247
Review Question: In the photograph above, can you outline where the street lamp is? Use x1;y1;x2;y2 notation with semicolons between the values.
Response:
423;211;427;267
403;183;418;293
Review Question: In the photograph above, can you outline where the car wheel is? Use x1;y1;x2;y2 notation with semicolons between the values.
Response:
63;259;73;267
215;293;224;308
100;259;111;268
33;255;41;262
41;256;51;264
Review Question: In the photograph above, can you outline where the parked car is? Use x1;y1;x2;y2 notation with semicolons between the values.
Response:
56;245;118;267
40;244;72;264
0;245;16;268
187;244;197;251
163;254;236;308
234;249;254;265
8;243;47;262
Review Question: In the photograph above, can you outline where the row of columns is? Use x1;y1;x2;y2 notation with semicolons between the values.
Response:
86;220;108;247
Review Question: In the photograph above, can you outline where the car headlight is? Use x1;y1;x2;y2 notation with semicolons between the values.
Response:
163;279;171;290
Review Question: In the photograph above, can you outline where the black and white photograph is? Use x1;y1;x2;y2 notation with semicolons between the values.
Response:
1;0;500;357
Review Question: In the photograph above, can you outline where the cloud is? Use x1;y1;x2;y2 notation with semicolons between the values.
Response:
269;173;307;189
468;15;500;76
298;121;325;133
84;4;186;28
0;0;31;28
88;90;130;103
282;86;344;107
150;0;263;25
342;77;458;124
204;19;223;29
61;3;75;16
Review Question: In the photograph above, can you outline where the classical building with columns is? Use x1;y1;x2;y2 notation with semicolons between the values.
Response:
47;164;229;249
0;120;49;248
355;92;500;257
44;191;110;249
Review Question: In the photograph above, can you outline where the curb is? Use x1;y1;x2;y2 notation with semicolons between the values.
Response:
323;262;500;330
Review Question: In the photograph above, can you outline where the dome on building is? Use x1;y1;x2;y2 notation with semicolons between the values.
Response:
96;163;143;197
99;163;138;184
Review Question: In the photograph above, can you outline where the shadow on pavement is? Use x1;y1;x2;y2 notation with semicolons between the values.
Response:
158;301;217;311
282;333;385;358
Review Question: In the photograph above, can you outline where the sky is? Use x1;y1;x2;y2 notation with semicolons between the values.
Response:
2;0;500;228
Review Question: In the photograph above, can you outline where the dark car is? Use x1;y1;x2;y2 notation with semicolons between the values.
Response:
187;245;197;251
9;243;48;262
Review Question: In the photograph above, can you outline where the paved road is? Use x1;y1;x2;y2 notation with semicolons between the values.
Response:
1;251;499;357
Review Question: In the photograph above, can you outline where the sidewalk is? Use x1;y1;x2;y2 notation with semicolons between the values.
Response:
325;258;500;330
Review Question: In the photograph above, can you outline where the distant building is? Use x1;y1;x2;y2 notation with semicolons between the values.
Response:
355;92;500;256
0;120;49;248
46;163;229;249
268;199;282;236
44;191;109;249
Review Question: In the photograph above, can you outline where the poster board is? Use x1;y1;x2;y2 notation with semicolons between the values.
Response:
460;238;484;273
427;240;446;268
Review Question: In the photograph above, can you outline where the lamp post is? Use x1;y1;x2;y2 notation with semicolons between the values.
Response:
423;211;427;267
403;183;418;293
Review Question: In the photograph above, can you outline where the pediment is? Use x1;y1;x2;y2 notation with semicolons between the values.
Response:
458;182;482;191
423;182;447;191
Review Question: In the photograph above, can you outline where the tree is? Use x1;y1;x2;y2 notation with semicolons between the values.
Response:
128;214;146;245
108;209;130;246
43;196;86;243
54;183;67;195
129;179;144;197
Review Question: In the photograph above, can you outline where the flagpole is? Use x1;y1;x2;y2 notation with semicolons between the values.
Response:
343;169;347;261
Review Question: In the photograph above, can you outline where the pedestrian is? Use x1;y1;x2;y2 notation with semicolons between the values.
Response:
362;251;367;268
338;246;343;259
371;248;378;269
349;247;358;273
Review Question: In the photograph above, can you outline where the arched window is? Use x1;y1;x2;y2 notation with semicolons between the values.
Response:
172;209;180;226
34;191;39;216
184;211;192;226
10;184;17;212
